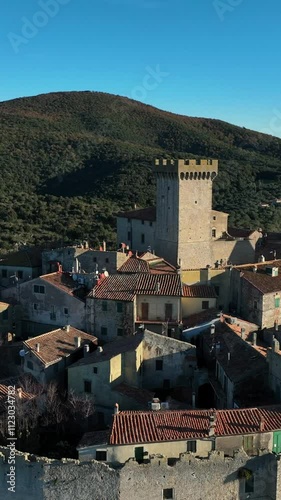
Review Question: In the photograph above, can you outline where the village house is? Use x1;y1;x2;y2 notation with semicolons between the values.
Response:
22;326;97;385
230;260;281;329
0;301;22;340
1;271;88;337
0;247;42;290
77;405;281;474
42;244;129;276
86;271;218;340
68;329;196;423
200;317;272;409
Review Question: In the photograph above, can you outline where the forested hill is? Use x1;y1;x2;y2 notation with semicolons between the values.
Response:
1;90;281;250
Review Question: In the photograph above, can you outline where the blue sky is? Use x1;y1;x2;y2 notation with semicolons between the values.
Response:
1;0;281;136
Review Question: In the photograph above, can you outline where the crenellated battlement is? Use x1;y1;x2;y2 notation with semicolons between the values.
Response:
154;158;218;178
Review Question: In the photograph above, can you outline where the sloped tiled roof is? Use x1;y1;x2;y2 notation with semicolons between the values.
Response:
109;406;281;445
69;333;144;367
228;228;257;238
182;284;217;298
0;375;38;413
113;383;154;407
118;256;176;275
23;327;97;366
234;261;281;294
116;207;156;222
91;273;182;301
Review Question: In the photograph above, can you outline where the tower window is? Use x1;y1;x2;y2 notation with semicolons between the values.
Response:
195;201;197;204
213;216;216;220
212;229;216;238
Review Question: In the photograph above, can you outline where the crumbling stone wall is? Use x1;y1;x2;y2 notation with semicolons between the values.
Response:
0;447;280;500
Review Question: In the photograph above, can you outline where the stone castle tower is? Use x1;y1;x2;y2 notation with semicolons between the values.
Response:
154;158;218;269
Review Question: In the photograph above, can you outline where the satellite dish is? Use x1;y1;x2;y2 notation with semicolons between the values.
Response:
19;349;28;357
72;274;78;281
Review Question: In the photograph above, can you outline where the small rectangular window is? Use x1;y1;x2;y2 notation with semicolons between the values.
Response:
101;326;107;336
116;302;123;313
96;450;107;461
105;258;109;263
156;360;163;371
27;360;33;370
142;220;145;225
212;229;216;238
150;222;153;227
33;303;38;311
163;488;174;500
1;270;7;278
202;301;209;310
243;435;254;454
93;366;98;374
34;285;45;294
253;300;258;310
275;297;280;308
187;440;197;452
213;216;216;221
117;328;124;336
93;257;97;263
64;307;69;315
84;380;92;393
17;270;23;279
141;234;145;244
102;301;107;312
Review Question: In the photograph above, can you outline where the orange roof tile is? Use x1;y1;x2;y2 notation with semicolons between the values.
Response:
109;406;281;445
182;284;217;298
23;327;97;366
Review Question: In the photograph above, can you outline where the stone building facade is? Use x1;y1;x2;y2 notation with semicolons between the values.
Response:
116;158;261;271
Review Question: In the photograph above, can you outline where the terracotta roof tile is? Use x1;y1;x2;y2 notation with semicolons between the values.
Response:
23;327;97;366
234;262;281;294
0;375;38;413
182;284;217;298
109;406;281;445
69;333;144;367
91;273;182;301
116;207;156;222
118;256;176;275
40;272;88;300
113;383;155;407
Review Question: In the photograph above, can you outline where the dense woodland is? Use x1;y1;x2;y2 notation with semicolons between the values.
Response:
1;90;281;251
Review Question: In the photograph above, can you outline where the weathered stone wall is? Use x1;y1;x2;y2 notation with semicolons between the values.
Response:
86;297;135;339
0;447;279;500
117;217;156;254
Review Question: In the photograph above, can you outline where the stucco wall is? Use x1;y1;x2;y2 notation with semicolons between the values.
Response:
212;239;256;266
1;278;86;333
117;217;156;253
182;297;217;317
136;295;180;322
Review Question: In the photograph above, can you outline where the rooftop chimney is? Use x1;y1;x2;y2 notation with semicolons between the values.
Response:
16;388;22;399
210;324;215;335
273;338;280;353
84;344;90;357
252;332;257;347
103;240;106;252
209;415;216;437
35;343;40;353
66;325;70;333
114;403;119;415
74;336;81;348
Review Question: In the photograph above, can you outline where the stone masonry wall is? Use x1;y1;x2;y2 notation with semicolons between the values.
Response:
0;447;280;500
